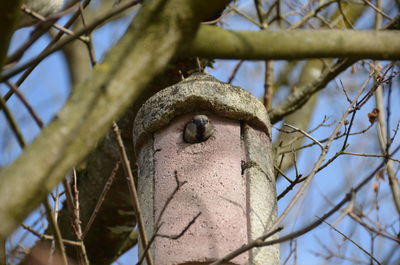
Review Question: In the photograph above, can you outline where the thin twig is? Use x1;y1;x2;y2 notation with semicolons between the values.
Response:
373;63;400;215
321;219;382;265
71;169;89;265
227;60;244;84
289;0;337;29
112;122;153;265
264;1;277;23
348;212;400;244
5;80;43;128
209;226;283;265
5;26;50;67
62;178;90;265
43;199;68;265
231;6;263;27
253;0;265;26
273;164;293;183
272;74;371;232
338;79;352;103
277;174;306;201
21;224;82;246
362;0;392;20
275;0;282;24
195;57;203;72
136;225;162;265
341;152;400;163
9;215;44;260
78;4;98;66
282;123;324;150
83;160;121;238
263;60;274;109
2;0;92;98
0;95;26;148
0;0;142;87
213;149;393;264
337;0;354;29
20;5;89;42
269;15;400;124
277;123;373;155
256;144;400;248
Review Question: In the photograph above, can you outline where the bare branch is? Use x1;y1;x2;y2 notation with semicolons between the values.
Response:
189;27;400;60
321;219;382;265
112;122;153;265
43;199;69;265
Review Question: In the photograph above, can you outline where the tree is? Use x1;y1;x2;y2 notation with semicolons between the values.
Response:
0;0;399;264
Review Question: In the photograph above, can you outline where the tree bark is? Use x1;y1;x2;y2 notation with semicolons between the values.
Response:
189;26;400;60
0;0;231;242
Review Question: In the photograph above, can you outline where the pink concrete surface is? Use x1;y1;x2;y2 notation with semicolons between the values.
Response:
153;113;248;265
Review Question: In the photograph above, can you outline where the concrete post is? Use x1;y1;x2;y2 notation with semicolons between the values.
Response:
133;73;279;265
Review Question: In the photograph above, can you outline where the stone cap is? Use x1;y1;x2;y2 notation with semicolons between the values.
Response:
133;73;271;153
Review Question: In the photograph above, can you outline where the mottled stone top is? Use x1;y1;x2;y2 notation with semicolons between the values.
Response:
133;72;271;152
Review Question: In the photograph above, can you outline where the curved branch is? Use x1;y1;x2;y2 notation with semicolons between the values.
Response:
269;58;354;123
189;26;400;60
